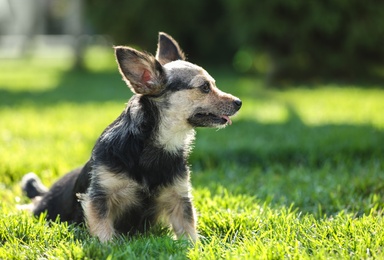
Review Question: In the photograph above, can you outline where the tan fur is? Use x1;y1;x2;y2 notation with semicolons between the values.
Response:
155;177;197;241
79;165;142;241
80;194;116;242
156;60;234;151
19;33;241;244
97;167;142;209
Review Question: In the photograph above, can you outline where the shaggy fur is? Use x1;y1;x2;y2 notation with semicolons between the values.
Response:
20;32;242;242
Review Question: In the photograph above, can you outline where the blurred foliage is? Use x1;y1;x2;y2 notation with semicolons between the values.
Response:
84;0;232;64
85;0;384;81
225;0;384;80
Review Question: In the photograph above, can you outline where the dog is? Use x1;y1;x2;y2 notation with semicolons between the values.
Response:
20;32;242;242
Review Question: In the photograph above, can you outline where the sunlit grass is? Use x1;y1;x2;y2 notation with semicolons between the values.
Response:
275;86;384;128
0;49;383;259
0;103;121;185
0;58;68;92
224;84;384;128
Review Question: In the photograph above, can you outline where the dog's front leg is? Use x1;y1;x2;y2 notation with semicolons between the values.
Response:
80;193;116;242
156;178;197;242
169;196;197;242
79;167;144;242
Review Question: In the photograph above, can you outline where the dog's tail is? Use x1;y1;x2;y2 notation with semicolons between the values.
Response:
21;172;48;199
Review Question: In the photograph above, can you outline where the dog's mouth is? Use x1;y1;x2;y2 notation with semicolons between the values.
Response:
195;113;232;125
189;112;233;127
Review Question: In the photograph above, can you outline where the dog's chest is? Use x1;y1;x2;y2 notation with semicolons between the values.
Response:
134;145;189;189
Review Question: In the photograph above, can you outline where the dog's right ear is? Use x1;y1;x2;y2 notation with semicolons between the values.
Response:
155;32;186;65
115;46;166;95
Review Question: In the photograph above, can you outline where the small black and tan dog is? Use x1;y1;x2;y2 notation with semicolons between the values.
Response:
20;32;242;242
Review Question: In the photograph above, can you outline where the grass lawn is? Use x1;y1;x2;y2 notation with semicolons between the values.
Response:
0;47;384;259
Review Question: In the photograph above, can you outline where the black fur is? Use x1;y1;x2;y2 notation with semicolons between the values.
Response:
167;78;193;92
21;32;241;241
21;173;47;198
89;95;189;234
23;96;191;241
93;95;187;188
156;32;185;65
25;94;187;223
31;166;87;223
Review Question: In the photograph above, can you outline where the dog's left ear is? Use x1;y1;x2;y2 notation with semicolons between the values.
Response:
115;46;166;95
155;32;186;65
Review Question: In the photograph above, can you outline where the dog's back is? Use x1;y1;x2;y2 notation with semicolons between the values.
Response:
22;166;89;223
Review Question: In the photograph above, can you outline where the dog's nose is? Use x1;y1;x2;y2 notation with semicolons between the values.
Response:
233;99;242;110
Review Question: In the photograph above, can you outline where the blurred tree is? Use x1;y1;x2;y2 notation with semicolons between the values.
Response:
84;0;235;64
85;0;384;81
225;0;384;80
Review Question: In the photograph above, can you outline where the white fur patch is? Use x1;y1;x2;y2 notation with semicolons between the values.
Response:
157;91;196;153
16;197;42;212
156;121;195;153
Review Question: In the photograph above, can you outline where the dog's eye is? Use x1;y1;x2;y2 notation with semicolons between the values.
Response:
200;82;211;93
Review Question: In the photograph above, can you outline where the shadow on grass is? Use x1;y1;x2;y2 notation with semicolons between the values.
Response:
192;106;384;168
2;68;383;217
191;107;384;217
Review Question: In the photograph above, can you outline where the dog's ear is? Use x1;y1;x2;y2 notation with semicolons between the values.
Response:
155;32;186;65
115;46;166;95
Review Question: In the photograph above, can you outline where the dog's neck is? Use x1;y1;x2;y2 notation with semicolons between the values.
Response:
156;113;196;154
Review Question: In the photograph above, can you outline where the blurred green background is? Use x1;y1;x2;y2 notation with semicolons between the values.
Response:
86;0;384;82
1;0;384;83
1;2;384;258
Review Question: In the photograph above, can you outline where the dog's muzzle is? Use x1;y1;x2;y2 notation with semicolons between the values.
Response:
188;98;242;127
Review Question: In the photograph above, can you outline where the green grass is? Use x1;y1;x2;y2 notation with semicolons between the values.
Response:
1;47;384;259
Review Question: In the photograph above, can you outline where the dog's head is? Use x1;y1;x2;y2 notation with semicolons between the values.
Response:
114;32;241;128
